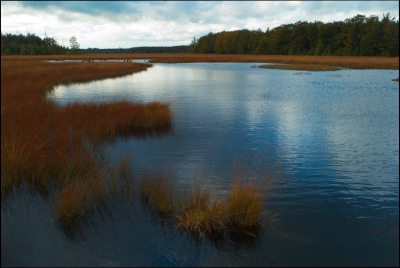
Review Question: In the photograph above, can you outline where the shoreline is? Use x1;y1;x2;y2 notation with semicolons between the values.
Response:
2;54;399;70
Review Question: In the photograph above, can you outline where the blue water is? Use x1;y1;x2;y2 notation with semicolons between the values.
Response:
2;62;399;266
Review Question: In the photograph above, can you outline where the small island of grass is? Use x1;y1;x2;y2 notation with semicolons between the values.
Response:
258;63;340;71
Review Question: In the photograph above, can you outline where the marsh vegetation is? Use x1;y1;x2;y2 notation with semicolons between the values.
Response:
1;55;285;238
2;54;398;266
1;57;171;231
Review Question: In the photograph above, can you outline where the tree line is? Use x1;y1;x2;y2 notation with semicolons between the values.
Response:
2;13;398;56
1;31;189;55
191;13;399;57
1;32;82;55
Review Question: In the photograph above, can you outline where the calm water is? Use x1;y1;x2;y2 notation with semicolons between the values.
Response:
2;62;399;266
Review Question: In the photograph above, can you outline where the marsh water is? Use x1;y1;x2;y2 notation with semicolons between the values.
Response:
2;62;399;266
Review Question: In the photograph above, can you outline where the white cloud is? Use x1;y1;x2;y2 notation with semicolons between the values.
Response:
1;1;398;48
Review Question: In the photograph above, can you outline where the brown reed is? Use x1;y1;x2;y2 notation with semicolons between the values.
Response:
176;184;226;235
140;172;176;215
173;149;283;237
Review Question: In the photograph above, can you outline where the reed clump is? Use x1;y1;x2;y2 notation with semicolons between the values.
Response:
140;173;175;216
176;182;226;235
56;179;92;227
174;174;271;236
134;150;283;238
225;178;264;228
56;167;110;227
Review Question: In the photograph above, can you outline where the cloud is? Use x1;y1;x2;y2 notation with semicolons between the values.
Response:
2;1;399;48
20;1;136;16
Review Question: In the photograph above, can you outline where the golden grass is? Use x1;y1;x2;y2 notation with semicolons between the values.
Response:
136;150;284;238
226;179;264;228
258;63;340;71
175;175;226;235
177;197;226;235
174;164;277;236
393;77;399;82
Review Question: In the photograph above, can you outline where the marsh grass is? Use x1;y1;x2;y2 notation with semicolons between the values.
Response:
393;77;399;82
226;179;264;229
140;172;176;216
1;125;34;195
2;55;291;238
176;175;226;235
1;57;173;231
143;149;285;239
55;167;110;226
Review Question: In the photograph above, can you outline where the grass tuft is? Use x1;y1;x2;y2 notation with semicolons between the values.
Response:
140;173;175;215
226;178;264;228
176;181;226;235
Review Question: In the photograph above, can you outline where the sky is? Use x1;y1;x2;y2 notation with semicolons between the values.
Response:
1;1;399;49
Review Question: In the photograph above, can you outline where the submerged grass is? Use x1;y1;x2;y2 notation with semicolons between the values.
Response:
140;172;175;216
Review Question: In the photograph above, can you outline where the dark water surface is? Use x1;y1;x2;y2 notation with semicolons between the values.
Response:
2;63;399;266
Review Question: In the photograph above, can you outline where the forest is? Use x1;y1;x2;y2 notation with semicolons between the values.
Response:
1;32;70;55
191;13;399;57
0;31;189;55
1;13;398;56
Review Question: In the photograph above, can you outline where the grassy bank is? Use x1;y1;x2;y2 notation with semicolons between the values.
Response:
1;56;172;228
4;54;398;70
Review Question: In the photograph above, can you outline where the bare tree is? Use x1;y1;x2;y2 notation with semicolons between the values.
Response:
69;36;80;53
